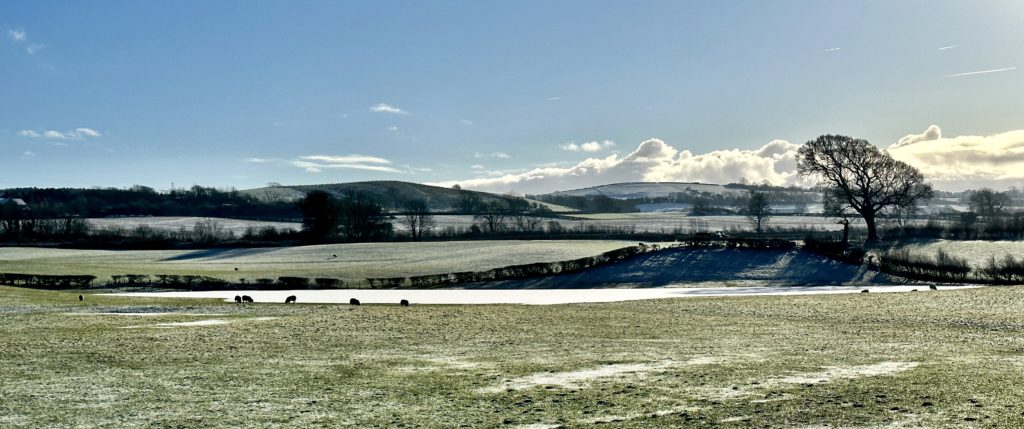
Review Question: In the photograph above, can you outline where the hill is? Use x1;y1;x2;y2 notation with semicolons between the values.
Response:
547;182;749;199
242;181;574;213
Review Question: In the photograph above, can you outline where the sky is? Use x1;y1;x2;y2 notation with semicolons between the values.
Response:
2;1;1024;193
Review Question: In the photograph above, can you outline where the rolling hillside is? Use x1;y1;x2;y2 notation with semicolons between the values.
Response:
242;181;574;213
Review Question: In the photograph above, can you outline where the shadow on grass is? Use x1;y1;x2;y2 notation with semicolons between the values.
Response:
159;248;278;261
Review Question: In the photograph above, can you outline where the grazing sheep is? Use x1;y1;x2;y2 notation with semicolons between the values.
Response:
234;295;242;303
285;295;297;304
242;295;254;303
350;298;360;305
860;289;869;293
911;289;918;292
929;284;938;291
78;294;84;301
400;299;409;307
234;267;239;271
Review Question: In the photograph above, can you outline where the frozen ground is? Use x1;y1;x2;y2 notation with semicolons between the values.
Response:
109;285;979;305
86;217;300;234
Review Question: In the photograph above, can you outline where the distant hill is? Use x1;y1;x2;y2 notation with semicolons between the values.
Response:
547;182;750;199
242;181;574;213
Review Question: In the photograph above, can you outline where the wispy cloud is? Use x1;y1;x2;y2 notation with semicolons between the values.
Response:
460;119;475;126
938;45;958;50
21;151;35;159
560;140;615;153
944;67;1016;78
17;127;102;140
388;125;399;131
291;154;402;173
473;151;511;159
822;47;841;52
8;28;26;42
369;103;409;115
546;97;561;101
7;28;43;54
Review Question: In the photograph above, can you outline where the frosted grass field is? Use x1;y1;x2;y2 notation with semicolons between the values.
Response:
86;216;300;234
0;240;638;285
889;239;1024;267
110;284;981;305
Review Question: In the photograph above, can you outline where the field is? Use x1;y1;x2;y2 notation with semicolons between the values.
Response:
888;239;1024;268
86;217;300;234
3;285;1024;427
0;240;639;285
565;213;850;232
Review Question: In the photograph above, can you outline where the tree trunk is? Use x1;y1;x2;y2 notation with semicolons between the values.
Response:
864;213;879;243
840;222;850;246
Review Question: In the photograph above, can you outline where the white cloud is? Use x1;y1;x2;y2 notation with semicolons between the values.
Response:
388;125;399;131
561;140;615;152
17;127;102;140
938;45;958;50
26;43;44;54
546;97;561;101
460;119;474;126
243;157;272;163
433;138;802;194
887;125;1024;190
8;28;26;42
370;103;408;115
822;47;841;52
474;151;511;159
22;151;35;158
291;154;403;174
470;164;486;170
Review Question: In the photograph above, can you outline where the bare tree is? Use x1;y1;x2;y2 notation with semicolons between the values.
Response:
798;135;932;243
968;188;1011;218
510;213;544;233
399;199;434;241
822;187;856;245
742;191;771;233
473;201;508;233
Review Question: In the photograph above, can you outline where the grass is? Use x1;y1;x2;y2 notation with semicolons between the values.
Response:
0;240;638;285
3;285;1024;427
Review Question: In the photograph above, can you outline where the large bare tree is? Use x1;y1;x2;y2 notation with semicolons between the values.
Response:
798;135;932;243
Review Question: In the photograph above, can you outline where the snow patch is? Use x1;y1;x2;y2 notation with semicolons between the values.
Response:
481;360;674;393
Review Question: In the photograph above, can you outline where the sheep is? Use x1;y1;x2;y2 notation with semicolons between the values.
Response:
234;295;242;303
929;284;938;291
400;299;409;307
349;298;360;305
78;294;84;301
860;289;869;293
911;289;918;292
242;295;254;303
285;295;297;304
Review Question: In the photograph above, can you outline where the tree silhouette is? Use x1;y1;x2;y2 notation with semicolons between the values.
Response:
798;135;932;243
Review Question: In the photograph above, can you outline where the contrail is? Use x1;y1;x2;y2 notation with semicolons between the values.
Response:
944;67;1016;78
938;45;958;50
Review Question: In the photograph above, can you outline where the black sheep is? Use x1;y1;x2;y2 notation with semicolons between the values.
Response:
285;295;297;304
234;295;242;303
400;299;409;307
242;295;254;303
78;294;84;301
349;298;360;305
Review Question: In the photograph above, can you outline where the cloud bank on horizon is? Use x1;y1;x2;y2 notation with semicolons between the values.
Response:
430;126;1024;194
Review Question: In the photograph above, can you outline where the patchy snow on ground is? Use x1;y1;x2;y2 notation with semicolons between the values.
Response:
776;362;919;385
480;360;675;393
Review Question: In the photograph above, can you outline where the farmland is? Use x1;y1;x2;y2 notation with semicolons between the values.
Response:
86;216;300;234
0;240;639;285
3;284;1024;427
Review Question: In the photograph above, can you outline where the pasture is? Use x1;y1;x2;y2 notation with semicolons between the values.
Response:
0;240;639;285
2;285;1024;427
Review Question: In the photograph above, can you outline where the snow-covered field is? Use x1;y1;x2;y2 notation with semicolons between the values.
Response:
109;285;981;305
87;217;300;234
889;239;1024;268
0;240;639;285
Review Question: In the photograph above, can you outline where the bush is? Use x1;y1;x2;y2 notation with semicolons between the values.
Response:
314;278;343;288
278;276;310;289
878;248;971;281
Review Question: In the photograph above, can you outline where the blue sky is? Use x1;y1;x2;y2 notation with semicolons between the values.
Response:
2;1;1023;192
